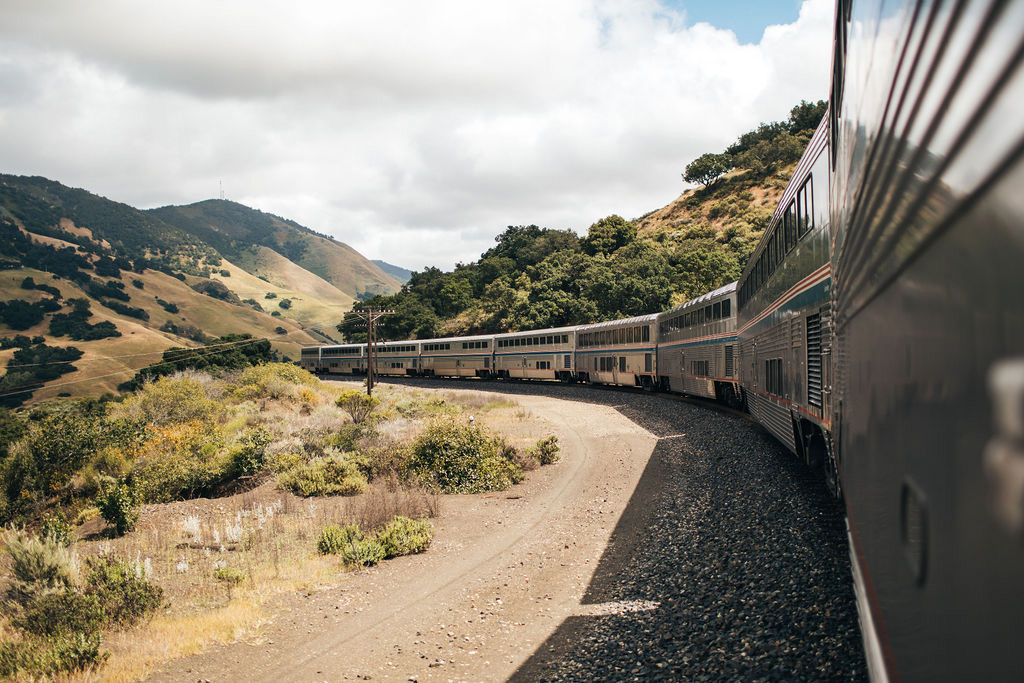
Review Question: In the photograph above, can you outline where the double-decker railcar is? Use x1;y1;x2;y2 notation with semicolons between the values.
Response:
656;282;740;406
318;343;365;376
575;314;658;388
300;346;321;374
829;0;1024;679
736;116;835;488
418;335;495;378
494;327;576;381
369;340;419;377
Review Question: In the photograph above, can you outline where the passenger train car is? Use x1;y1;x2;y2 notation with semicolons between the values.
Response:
736;116;836;493
418;335;494;378
575;314;659;388
300;1;1023;676
829;0;1024;679
657;281;740;406
494;326;576;381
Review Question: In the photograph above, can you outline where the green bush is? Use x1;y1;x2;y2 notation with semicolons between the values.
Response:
3;529;75;607
96;478;139;536
213;566;245;585
227;425;272;477
116;375;223;427
407;419;523;494
83;555;163;627
336;390;380;424
528;435;561;465
12;587;105;638
376;516;433;559
1;534;160;678
41;513;74;546
339;538;385;568
317;523;363;555
130;420;227;502
279;452;368;497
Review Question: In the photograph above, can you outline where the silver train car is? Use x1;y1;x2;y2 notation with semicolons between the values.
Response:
575;314;658;388
418;334;494;378
736;115;836;491
313;343;365;376
493;326;576;381
656;281;740;406
370;340;419;377
829;0;1024;678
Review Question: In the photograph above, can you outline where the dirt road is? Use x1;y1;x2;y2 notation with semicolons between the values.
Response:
149;389;659;681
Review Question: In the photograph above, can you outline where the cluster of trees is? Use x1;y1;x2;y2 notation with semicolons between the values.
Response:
0;297;62;330
341;217;743;341
49;299;121;341
0;342;84;407
121;334;277;389
683;100;827;189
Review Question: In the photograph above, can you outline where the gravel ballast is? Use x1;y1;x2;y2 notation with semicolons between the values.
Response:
387;378;868;681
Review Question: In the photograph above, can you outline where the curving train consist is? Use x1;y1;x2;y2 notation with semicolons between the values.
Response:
304;0;1024;678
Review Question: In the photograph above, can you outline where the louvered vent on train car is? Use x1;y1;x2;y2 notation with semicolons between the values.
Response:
807;313;823;409
725;345;734;377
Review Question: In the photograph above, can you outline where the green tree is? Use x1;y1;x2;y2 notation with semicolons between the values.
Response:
683;152;733;190
583;215;636;256
787;99;828;134
734;131;806;177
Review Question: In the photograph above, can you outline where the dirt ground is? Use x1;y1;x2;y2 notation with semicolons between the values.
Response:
147;387;658;681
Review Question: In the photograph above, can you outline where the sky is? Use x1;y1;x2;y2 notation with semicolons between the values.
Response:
0;0;832;272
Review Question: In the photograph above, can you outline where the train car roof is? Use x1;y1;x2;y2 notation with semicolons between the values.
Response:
658;281;738;318
415;333;495;344
495;325;578;338
576;313;659;332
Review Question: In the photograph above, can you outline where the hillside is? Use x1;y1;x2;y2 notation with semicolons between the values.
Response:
150;200;401;299
372;259;413;284
0;176;395;403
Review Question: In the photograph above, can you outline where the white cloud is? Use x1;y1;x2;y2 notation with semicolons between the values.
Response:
0;0;832;270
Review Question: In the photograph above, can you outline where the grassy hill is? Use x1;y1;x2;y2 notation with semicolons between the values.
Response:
0;266;318;402
150;200;401;299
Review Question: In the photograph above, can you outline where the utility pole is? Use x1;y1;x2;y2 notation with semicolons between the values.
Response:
342;309;395;396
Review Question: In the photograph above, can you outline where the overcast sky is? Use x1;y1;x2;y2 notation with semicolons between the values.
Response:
0;0;832;272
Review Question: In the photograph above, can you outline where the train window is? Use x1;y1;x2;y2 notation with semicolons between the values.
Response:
765;358;784;395
704;305;712;322
562;335;568;344
713;301;721;320
619;357;626;372
642;326;650;342
784;202;795;252
722;299;731;318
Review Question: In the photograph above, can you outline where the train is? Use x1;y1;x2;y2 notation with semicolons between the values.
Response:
302;0;1024;678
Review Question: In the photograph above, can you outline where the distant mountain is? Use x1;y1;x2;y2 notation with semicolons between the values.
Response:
150;200;401;298
372;260;413;284
0;174;394;402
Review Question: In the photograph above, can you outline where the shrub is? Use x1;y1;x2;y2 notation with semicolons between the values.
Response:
279;452;368;497
376;516;433;559
3;529;75;607
336;390;379;423
528;435;561;465
227;425;272;477
131;420;227;502
278;298;292;309
95;478;139;536
82;555;163;627
41;513;74;547
317;523;363;555
213;566;245;585
229;363;318;400
339;538;385;568
264;292;277;299
407;419;523;494
116;375;223;427
12;586;105;638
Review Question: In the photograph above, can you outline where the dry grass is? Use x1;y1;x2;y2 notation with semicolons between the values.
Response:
64;479;439;681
